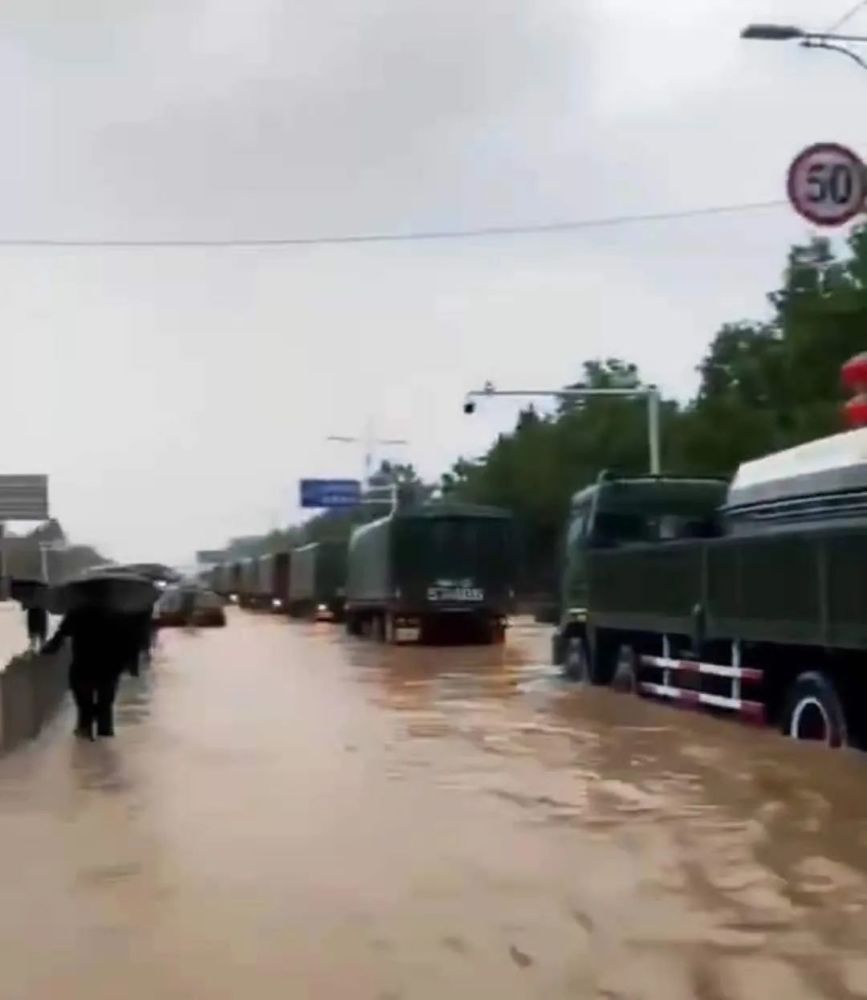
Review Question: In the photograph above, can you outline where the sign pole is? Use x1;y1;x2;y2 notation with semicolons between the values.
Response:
647;388;661;475
0;523;7;601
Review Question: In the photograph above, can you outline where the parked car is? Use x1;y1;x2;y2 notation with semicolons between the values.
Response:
155;585;226;628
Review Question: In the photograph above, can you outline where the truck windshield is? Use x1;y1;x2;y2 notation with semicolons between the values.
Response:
592;512;654;546
590;511;719;547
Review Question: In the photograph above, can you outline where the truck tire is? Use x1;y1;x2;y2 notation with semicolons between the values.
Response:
385;614;397;645
590;636;620;687
611;646;639;693
370;614;385;643
563;636;590;682
781;671;848;748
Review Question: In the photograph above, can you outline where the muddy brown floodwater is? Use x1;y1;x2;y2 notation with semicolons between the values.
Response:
2;611;867;998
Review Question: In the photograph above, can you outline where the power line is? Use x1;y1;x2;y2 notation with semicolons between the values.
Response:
0;199;787;249
827;1;867;33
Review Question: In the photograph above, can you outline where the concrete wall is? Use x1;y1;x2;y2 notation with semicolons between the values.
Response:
0;645;70;752
0;605;68;753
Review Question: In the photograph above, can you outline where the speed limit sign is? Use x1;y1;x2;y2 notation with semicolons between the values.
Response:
787;142;866;227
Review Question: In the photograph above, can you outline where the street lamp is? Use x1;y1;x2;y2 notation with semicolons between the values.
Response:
742;24;805;41
741;22;867;70
326;430;408;486
462;383;662;475
326;426;409;513
38;540;67;583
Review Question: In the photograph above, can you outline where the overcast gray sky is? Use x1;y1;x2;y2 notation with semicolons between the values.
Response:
0;0;864;564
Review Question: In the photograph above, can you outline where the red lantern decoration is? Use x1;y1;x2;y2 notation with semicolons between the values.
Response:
844;393;867;428
841;354;867;428
842;352;867;393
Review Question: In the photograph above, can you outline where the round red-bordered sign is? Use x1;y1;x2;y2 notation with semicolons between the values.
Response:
787;142;866;227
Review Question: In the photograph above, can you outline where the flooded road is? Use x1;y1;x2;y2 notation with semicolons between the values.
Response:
2;611;867;997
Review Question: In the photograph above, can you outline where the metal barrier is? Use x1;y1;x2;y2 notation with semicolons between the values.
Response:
638;654;765;724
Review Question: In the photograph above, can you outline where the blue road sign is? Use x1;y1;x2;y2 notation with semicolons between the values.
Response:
300;478;362;509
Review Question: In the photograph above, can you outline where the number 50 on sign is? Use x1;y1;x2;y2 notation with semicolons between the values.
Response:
787;142;866;227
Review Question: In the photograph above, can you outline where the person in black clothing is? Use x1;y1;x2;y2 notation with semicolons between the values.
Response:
43;607;142;740
26;606;48;651
129;610;156;674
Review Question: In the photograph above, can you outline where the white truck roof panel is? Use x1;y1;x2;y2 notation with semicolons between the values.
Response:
727;428;867;510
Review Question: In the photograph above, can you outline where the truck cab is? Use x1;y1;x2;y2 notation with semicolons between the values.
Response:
552;473;727;675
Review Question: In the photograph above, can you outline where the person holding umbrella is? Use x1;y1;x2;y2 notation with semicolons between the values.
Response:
44;571;158;740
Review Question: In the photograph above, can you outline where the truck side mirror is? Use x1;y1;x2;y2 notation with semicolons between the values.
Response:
463;400;476;415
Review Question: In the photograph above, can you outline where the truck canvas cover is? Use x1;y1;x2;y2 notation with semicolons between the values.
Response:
347;502;515;611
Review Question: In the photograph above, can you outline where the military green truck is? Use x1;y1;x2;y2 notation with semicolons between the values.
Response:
257;552;291;612
211;562;234;600
552;429;867;748
287;541;347;620
226;561;244;603
236;558;260;609
345;502;516;644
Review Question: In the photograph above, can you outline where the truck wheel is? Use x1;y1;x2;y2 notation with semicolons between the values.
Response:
489;622;506;645
385;615;397;645
590;636;620;687
781;672;848;748
563;636;590;682
611;646;639;693
370;614;385;643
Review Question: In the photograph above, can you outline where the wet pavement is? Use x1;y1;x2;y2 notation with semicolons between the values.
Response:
2;610;867;997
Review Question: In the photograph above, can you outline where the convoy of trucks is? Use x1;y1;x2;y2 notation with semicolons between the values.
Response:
204;501;516;644
208;542;347;620
199;425;867;748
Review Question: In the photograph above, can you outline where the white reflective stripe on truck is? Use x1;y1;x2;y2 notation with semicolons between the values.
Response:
639;656;763;683
638;655;764;724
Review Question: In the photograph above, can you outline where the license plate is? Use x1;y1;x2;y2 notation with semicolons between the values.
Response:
427;587;484;602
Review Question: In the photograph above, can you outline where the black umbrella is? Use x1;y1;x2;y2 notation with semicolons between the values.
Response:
117;563;183;584
10;578;49;610
50;570;160;615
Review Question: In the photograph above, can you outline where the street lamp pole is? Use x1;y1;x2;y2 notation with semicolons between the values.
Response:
741;22;867;70
463;384;662;475
326;427;408;489
38;540;67;583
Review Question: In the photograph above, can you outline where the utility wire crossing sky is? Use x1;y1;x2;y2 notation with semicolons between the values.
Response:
0;199;787;248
